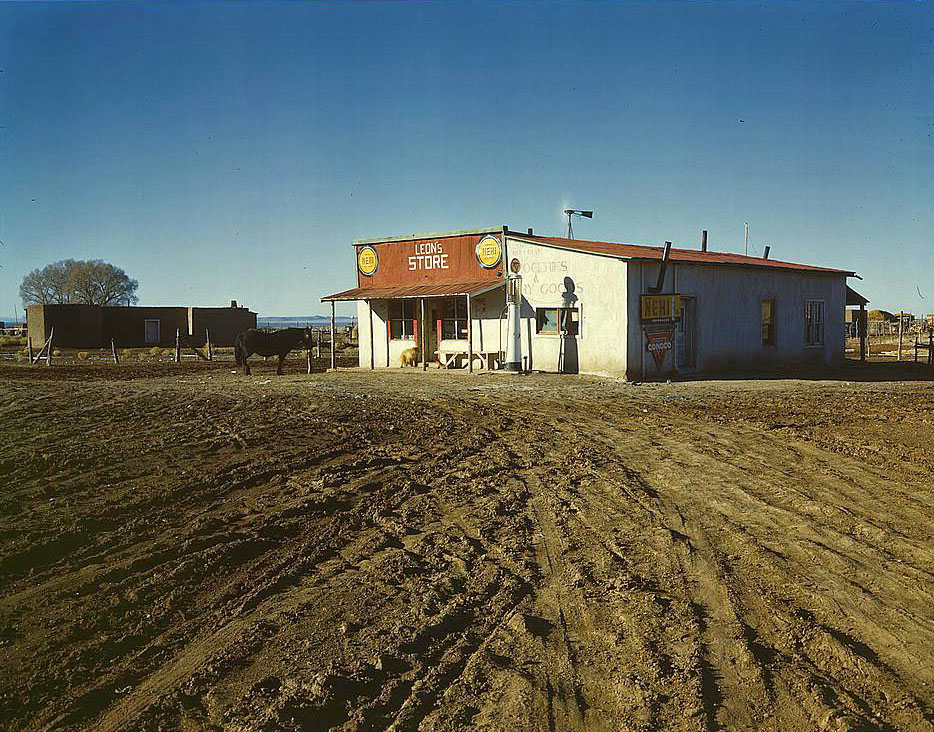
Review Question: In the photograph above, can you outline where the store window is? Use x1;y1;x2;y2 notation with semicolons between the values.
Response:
761;299;776;346
441;297;468;340
805;300;824;346
388;300;416;340
536;308;578;336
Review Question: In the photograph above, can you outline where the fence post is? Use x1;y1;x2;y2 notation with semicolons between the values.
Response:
175;328;181;363
206;329;213;360
46;328;53;366
112;339;119;364
306;343;312;374
27;336;33;364
897;312;904;361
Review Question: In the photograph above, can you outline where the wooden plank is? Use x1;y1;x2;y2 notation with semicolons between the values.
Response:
467;295;473;373
420;297;427;371
368;300;374;370
330;301;336;370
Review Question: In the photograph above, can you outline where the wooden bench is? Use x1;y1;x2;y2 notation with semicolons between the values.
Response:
437;349;501;370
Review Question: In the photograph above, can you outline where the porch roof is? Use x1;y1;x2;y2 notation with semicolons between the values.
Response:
321;280;504;302
846;285;869;306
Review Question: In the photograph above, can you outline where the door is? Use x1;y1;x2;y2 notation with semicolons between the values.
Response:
426;302;438;363
676;298;696;368
144;319;161;344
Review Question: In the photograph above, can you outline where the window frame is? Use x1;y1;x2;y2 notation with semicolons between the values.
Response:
388;300;416;341
804;300;825;347
761;299;776;347
535;307;579;336
440;296;468;341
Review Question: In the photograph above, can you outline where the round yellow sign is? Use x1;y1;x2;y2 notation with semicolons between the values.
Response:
357;245;379;276
475;235;502;269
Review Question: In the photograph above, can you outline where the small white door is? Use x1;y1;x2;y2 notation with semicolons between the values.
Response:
144;319;161;344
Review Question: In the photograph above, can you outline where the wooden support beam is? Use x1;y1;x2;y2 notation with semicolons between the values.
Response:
46;328;53;366
206;329;213;360
420;297;427;371
367;300;374;370
330;301;337;370
467;294;473;373
175;328;181;363
112;339;119;364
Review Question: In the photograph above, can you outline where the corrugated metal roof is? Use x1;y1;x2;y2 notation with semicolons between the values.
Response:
507;232;857;276
322;280;504;302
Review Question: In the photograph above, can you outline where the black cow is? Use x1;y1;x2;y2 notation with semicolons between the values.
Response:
235;328;312;375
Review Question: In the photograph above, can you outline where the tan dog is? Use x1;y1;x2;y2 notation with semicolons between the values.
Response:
399;347;419;367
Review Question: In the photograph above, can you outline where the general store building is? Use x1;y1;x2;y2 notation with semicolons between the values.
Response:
322;225;863;380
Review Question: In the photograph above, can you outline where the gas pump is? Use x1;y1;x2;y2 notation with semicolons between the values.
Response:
504;258;522;372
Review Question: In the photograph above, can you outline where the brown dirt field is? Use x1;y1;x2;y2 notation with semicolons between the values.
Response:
1;362;933;731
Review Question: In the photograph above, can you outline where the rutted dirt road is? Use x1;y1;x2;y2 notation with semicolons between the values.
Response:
1;363;932;731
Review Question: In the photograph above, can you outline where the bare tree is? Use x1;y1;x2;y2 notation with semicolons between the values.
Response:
20;259;139;306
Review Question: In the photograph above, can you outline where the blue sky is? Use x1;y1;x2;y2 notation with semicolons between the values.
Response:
1;1;931;317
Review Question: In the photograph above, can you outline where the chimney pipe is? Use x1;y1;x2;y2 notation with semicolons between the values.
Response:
763;246;770;260
230;300;237;308
650;242;672;293
527;228;533;236
701;230;708;252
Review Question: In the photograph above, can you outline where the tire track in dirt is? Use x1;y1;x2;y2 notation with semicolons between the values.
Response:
3;371;934;731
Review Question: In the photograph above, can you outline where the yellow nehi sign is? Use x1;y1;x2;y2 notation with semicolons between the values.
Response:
357;246;379;276
640;294;681;323
475;235;502;269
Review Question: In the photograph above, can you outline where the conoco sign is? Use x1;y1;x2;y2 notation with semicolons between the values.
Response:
645;327;675;370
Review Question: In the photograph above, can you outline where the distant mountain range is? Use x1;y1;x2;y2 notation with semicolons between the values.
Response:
1;315;356;328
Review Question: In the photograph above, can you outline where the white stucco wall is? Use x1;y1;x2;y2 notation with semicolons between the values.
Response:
505;237;629;377
626;261;847;380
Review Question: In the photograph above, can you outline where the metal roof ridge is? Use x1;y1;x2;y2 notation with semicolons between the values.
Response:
506;232;856;276
353;225;505;246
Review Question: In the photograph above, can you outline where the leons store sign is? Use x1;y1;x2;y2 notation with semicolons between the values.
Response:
355;233;504;286
640;294;681;323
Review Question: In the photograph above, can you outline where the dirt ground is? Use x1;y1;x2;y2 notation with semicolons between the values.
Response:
1;359;933;731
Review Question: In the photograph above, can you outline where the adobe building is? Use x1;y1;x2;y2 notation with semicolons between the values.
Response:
323;225;866;380
26;301;256;349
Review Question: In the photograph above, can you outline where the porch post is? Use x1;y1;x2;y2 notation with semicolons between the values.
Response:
367;299;374;370
467;293;473;373
330;300;336;370
420;297;427;371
